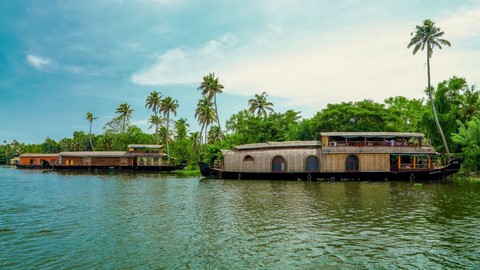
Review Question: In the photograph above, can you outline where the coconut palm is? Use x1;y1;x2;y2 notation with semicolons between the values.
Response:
408;19;451;159
198;73;224;130
148;115;164;144
115;103;134;133
174;118;189;140
248;92;275;118
160;96;179;164
195;97;217;146
85;112;97;150
459;85;480;122
208;125;224;143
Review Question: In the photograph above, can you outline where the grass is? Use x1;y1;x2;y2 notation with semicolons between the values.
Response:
175;169;201;177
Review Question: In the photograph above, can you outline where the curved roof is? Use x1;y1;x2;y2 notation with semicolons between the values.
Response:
234;141;321;150
319;132;424;138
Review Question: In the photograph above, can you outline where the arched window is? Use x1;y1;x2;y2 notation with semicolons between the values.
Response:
272;156;286;172
346;155;359;172
243;155;254;162
305;155;319;172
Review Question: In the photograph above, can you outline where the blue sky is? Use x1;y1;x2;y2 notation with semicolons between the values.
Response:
1;0;479;143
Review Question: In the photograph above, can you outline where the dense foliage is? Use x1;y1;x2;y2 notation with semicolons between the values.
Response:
1;75;479;173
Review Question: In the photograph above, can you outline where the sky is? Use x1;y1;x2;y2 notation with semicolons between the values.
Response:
1;0;479;144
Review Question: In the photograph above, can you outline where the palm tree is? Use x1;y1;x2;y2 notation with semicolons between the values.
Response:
195;97;217;146
459;85;480;122
115;103;134;133
160;96;179;164
248;92;275;118
408;19;452;159
174;118;189;140
148;115;164;144
85;112;97;150
198;73;224;130
208;125;223;143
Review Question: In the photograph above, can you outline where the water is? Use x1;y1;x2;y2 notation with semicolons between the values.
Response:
1;167;479;269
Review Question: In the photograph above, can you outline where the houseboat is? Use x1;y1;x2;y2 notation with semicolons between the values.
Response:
199;132;461;181
16;154;59;169
17;144;186;172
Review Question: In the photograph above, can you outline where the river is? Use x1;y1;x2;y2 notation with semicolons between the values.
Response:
1;166;479;269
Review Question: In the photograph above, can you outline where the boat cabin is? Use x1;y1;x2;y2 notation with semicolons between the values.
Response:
18;153;59;168
220;132;438;175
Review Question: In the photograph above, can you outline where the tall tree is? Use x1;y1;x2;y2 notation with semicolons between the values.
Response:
160;96;179;164
195;97;217;145
459;85;480;122
198;73;224;130
148;115;163;144
174;118;189;140
248;92;275;118
85;112;97;150
115;103;134;133
408;19;452;159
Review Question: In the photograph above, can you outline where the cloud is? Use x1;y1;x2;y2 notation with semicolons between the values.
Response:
131;33;237;85
26;54;52;71
130;4;480;113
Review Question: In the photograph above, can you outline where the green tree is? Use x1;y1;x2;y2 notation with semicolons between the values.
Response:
248;92;275;118
174;118;189;140
148;115;164;144
115;103;134;133
145;91;163;137
459;85;480;122
85;112;97;150
198;73;224;130
160;96;179;164
451;117;480;173
195;97;217;145
384;96;426;133
208;125;224;143
408;19;452;159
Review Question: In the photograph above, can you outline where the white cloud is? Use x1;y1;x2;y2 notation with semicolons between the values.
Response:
130;5;480;113
26;54;52;71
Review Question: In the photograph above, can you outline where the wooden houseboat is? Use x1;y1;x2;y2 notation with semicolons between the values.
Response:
16;154;59;169
53;144;186;172
199;132;461;181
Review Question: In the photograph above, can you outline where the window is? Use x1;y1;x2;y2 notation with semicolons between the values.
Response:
305;156;319;172
243;155;254;162
346;155;359;172
272;156;286;172
120;158;128;166
83;157;91;166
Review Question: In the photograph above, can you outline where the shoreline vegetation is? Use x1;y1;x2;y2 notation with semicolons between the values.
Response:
2;20;480;176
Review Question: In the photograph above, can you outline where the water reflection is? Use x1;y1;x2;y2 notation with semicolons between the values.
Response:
1;167;479;269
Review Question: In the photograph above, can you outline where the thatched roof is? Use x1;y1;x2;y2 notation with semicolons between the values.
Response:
234;141;321;150
59;151;129;158
319;132;424;139
19;153;59;158
127;144;163;149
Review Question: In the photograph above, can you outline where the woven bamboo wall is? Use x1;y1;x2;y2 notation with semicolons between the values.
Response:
223;149;390;173
224;148;321;173
323;153;390;172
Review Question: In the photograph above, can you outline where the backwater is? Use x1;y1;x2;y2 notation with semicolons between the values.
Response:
1;166;479;269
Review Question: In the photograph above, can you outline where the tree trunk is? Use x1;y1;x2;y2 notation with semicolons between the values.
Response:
89;122;94;151
166;113;170;165
214;95;221;131
427;52;451;159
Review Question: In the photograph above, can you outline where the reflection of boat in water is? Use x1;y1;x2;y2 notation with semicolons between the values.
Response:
17;144;186;172
199;132;461;181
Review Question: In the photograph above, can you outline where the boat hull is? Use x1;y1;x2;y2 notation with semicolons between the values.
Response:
199;158;461;181
52;164;186;172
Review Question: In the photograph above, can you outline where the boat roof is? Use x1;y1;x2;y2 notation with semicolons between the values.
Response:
319;132;424;139
127;144;163;149
59;151;130;157
19;153;59;158
235;141;321;150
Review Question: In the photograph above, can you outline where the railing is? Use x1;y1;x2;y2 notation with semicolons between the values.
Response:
329;141;419;147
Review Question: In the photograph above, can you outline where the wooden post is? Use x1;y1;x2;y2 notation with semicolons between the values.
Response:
428;157;431;169
413;156;416;169
398;155;401;170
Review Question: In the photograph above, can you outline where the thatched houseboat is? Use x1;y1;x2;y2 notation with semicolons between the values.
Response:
199;132;461;181
53;144;186;172
16;144;185;172
16;154;59;169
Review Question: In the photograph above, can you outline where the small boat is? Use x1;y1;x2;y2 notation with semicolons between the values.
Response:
17;144;186;172
199;132;461;181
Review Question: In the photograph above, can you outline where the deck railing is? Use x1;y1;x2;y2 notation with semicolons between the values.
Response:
330;141;419;147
